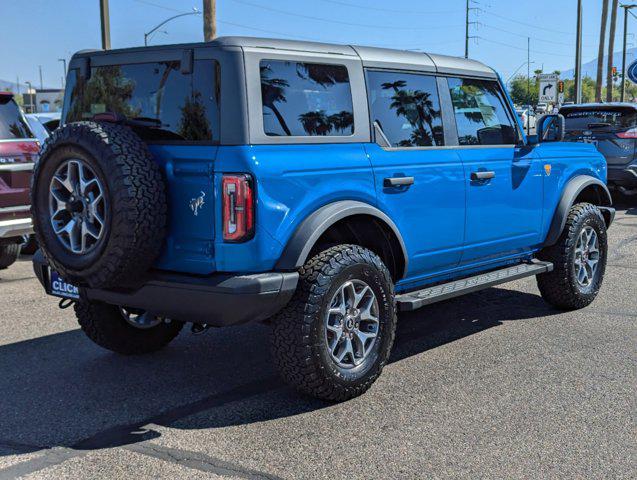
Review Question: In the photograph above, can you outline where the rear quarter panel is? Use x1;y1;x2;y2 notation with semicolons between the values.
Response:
213;143;375;272
533;141;607;241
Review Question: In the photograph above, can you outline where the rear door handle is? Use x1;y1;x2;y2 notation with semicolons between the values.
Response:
384;176;414;187
470;171;495;181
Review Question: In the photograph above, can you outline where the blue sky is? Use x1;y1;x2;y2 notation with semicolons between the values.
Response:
0;0;626;89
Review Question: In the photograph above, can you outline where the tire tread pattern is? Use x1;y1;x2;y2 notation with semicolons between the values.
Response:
75;300;183;355
31;121;167;288
270;244;396;402
536;202;607;310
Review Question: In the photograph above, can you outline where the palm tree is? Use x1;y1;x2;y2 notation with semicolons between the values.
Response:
298;110;331;135
328;111;354;134
260;65;291;136
607;0;619;101
596;0;610;102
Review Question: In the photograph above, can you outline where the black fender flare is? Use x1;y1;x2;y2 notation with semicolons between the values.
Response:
275;200;409;278
544;175;613;247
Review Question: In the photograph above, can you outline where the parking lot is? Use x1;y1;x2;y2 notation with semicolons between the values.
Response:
0;204;634;480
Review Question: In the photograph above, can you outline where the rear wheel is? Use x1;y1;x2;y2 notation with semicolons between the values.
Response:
536;202;608;310
270;244;397;401
75;300;183;355
0;244;20;269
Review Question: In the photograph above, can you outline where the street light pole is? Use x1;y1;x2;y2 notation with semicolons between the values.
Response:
58;58;67;87
144;10;201;46
621;4;637;101
25;81;34;113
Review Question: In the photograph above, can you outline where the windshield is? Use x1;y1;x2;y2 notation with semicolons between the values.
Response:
562;108;637;131
0;96;34;140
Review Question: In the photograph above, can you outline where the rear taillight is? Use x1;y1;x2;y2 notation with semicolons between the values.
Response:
616;128;637;139
222;174;254;242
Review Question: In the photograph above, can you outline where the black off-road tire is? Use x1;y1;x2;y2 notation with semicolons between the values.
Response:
0;244;20;269
75;300;184;355
536;202;608;310
31;121;167;288
270;245;397;402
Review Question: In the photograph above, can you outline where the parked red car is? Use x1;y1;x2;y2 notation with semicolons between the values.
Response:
0;92;38;269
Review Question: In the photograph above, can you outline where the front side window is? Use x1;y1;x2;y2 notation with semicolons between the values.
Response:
66;60;219;142
260;60;354;137
0;96;34;140
367;70;444;147
448;77;517;146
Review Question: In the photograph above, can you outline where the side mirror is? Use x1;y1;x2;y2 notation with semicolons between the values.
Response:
536;114;565;143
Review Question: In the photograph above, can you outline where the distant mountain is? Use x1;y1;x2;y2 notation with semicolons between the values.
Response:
561;47;637;79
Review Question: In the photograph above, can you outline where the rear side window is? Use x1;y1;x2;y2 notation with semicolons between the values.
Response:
0;96;34;140
448;77;518;145
66;60;219;143
562;108;637;131
366;70;444;147
260;60;354;137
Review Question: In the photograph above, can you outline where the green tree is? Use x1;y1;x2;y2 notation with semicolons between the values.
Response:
178;91;212;141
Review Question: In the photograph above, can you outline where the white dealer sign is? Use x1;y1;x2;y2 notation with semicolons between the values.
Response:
538;73;558;103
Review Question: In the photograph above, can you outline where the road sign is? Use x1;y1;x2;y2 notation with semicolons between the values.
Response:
627;60;637;83
538;73;558;103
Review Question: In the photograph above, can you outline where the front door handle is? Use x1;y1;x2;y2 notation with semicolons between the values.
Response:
384;176;415;187
470;171;495;181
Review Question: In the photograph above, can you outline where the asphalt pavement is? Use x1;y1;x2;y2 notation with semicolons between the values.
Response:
0;202;635;479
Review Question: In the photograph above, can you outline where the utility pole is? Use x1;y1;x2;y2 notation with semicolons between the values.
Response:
25;81;34;113
100;0;111;50
574;0;583;104
203;0;216;41
607;0;619;101
596;0;609;102
465;0;470;58
527;37;531;105
38;65;43;91
621;4;637;101
16;76;20;95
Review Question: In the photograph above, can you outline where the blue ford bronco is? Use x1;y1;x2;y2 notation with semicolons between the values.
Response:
31;37;615;401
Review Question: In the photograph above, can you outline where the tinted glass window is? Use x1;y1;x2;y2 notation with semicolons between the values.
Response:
367;70;444;147
66;60;219;142
0;96;34;140
260;60;354;136
448;78;517;145
562;108;637;131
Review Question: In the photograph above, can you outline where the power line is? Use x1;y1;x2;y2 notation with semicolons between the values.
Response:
132;0;181;13
317;0;455;15
481;23;595;48
483;10;598;38
230;0;462;31
479;37;573;58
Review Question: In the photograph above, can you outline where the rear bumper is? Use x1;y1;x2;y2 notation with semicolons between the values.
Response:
0;209;32;240
607;164;637;188
32;251;298;326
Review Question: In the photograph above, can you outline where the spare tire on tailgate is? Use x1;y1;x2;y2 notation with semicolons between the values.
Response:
31;121;167;288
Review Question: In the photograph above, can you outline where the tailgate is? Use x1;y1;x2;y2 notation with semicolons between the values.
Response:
0;140;39;210
149;144;218;274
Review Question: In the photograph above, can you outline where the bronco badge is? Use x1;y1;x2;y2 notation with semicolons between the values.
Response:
190;191;206;216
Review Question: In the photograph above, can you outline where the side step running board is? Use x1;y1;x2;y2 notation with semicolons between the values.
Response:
396;260;553;312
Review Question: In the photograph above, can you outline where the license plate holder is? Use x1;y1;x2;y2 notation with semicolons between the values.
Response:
48;269;80;300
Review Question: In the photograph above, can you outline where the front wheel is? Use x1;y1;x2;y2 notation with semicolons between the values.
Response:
270;245;397;402
536;202;608;310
